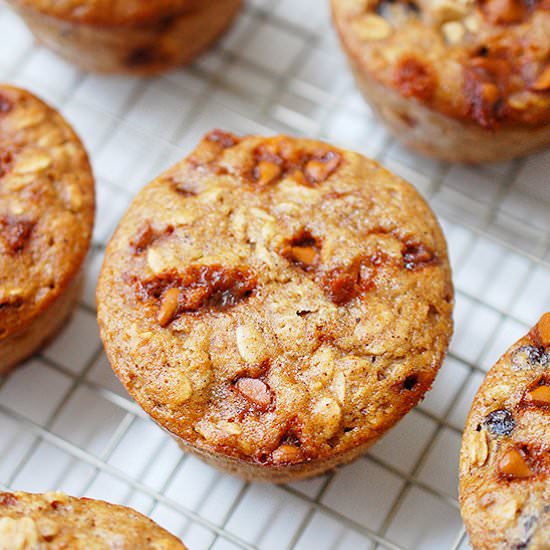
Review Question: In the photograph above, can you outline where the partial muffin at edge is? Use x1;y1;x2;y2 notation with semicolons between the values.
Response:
460;313;550;549
97;130;454;482
331;0;550;163
0;84;95;373
6;0;243;74
0;491;186;549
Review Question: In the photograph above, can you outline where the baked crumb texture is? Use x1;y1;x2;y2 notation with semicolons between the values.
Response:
460;313;550;549
0;84;94;374
97;131;454;482
331;0;550;163
0;491;186;549
6;0;242;74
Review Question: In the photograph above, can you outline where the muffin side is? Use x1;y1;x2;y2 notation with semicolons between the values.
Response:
0;491;186;548
7;0;243;74
0;84;94;373
331;0;550;163
97;131;454;481
460;313;550;548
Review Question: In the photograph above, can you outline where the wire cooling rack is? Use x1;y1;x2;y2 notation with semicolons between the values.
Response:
1;1;550;548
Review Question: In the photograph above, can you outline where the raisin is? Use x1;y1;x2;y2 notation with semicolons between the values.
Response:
513;346;549;369
403;375;418;390
130;221;156;255
483;409;515;436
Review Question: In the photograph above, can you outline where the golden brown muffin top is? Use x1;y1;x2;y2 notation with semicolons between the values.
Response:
0;492;186;549
0;85;94;341
460;313;550;549
97;131;453;468
332;0;550;128
12;0;198;26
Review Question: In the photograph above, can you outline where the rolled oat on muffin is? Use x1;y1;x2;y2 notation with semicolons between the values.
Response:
0;84;95;374
460;312;550;549
6;0;243;75
97;130;453;482
0;491;186;548
331;0;550;163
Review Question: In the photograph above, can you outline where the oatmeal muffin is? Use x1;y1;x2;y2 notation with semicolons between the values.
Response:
0;491;186;548
97;130;453;482
331;0;550;163
6;0;243;74
460;313;550;549
0;85;94;373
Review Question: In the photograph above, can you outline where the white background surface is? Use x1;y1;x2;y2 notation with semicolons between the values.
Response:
1;1;550;548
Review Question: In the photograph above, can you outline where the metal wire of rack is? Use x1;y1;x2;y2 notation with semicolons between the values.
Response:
0;0;549;549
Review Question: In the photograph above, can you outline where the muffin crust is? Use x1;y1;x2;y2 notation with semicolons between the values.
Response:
0;492;186;549
97;131;453;481
460;313;550;549
0;85;94;373
6;0;243;74
331;0;550;162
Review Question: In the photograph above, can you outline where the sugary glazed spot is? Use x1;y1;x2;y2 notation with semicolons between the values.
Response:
137;265;258;325
0;216;35;254
252;139;342;188
393;56;436;101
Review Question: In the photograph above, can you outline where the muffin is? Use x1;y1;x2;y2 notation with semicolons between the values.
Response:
0;491;186;548
0;85;94;374
331;0;550;163
97;130;454;483
460;313;550;549
6;0;243;75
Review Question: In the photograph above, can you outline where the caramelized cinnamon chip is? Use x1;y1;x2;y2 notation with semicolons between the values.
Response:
282;230;320;270
0;493;17;506
206;129;240;149
463;57;511;128
403;242;437;270
254;160;282;187
235;377;272;409
140;264;257;316
534;312;550;347
498;448;532;480
0;216;34;254
526;385;550;405
321;264;363;305
393;57;436;101
479;0;528;25
130;221;156;255
304;151;341;184
251;140;341;188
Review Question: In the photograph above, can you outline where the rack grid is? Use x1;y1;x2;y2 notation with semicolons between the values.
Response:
1;0;549;548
